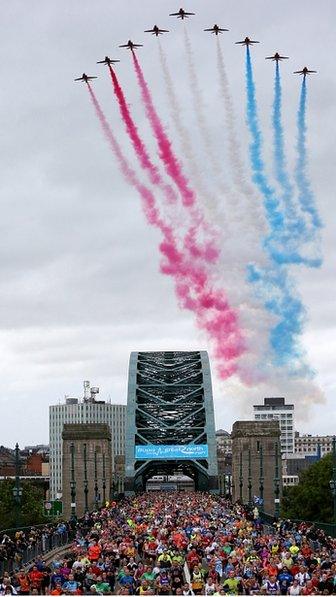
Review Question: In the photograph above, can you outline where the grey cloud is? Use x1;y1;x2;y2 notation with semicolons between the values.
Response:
0;0;335;446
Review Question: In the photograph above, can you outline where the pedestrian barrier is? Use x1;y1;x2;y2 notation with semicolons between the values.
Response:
0;528;73;577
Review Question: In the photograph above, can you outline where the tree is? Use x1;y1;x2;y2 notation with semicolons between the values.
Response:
0;479;46;530
281;453;333;522
0;480;15;530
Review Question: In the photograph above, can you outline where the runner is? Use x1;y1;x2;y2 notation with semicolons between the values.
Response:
1;492;335;595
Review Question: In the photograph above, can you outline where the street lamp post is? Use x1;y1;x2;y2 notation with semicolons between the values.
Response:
239;451;243;502
83;443;88;512
112;474;116;499
248;449;252;506
94;450;99;510
70;442;76;518
329;436;336;527
259;445;264;514
13;443;22;528
102;453;106;506
274;442;280;519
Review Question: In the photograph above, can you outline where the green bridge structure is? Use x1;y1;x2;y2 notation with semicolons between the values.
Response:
125;350;219;493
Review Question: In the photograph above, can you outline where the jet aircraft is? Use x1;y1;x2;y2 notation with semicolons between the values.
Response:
204;24;229;35
74;73;97;83
145;25;169;36
97;56;120;66
119;40;143;50
169;8;195;19
235;37;260;46
294;67;317;78
265;52;289;62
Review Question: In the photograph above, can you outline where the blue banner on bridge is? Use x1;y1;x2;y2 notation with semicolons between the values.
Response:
135;444;209;460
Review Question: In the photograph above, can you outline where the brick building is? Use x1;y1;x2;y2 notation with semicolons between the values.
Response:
231;420;282;516
62;424;112;518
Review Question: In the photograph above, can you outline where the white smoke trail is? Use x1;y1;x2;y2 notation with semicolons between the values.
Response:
183;29;265;264
222;368;325;420
159;39;275;382
183;28;224;179
158;40;229;232
159;39;254;270
216;39;267;239
183;31;246;248
212;39;280;381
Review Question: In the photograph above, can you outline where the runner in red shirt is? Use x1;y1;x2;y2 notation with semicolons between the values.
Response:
28;566;44;591
87;541;102;561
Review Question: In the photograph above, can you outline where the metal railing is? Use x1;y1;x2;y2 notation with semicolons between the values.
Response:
0;529;72;577
260;511;276;526
290;519;336;539
260;512;336;538
0;523;53;538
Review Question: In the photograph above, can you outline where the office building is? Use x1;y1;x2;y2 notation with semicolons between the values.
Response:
49;381;126;499
253;397;295;454
282;434;334;487
282;452;320;487
216;429;232;455
295;433;334;456
216;430;232;496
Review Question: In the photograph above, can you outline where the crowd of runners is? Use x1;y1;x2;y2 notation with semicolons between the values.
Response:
1;492;336;595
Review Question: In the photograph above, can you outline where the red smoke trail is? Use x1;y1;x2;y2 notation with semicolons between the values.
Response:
108;65;176;204
130;51;220;273
109;64;217;264
86;83;245;378
131;51;195;207
87;84;170;235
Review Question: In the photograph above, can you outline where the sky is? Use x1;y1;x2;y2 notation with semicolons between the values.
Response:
0;0;335;447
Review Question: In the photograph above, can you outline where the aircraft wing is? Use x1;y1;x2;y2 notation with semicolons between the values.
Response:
119;44;129;48
235;41;245;44
169;12;180;16
158;29;169;33
184;12;195;15
87;76;97;80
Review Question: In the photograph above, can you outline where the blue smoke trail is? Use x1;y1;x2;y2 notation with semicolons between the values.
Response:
273;64;321;267
295;78;322;230
245;47;306;368
273;63;299;230
247;264;306;369
245;47;284;234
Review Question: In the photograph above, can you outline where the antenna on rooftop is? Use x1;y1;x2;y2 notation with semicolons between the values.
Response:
83;380;91;402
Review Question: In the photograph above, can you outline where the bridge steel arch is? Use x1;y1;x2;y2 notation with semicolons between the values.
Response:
125;350;219;493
